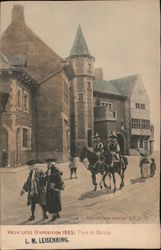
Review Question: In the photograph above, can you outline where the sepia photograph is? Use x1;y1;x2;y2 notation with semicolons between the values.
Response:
0;0;160;249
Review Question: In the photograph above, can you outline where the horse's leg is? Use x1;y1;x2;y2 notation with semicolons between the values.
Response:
119;173;124;189
120;161;126;189
99;174;103;189
102;171;111;189
112;171;116;192
107;172;111;189
92;172;97;191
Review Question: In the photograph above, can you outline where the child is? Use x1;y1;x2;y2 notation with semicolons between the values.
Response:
69;156;78;179
150;158;156;177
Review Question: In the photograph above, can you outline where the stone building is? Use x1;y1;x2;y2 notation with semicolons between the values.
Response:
0;4;154;168
0;5;74;167
69;26;154;155
68;25;95;155
94;71;154;155
0;52;37;167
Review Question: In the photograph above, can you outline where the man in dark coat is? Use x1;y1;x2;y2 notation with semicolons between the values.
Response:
150;158;156;177
20;166;48;221
45;163;65;221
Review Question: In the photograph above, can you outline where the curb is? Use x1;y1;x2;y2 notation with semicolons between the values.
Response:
0;162;70;174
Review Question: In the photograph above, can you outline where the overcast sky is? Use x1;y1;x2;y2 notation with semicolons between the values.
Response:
0;0;160;150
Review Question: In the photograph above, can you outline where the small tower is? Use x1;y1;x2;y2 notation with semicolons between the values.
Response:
68;25;95;155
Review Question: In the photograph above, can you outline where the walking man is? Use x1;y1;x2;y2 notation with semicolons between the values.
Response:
20;166;48;221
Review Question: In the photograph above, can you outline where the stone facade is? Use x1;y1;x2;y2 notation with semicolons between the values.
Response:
93;92;128;154
93;74;154;155
0;4;154;169
0;5;73;167
68;26;95;155
0;66;37;167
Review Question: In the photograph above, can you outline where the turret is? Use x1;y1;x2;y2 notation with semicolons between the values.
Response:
68;25;95;154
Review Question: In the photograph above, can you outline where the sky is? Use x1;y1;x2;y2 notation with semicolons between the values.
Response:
0;0;160;150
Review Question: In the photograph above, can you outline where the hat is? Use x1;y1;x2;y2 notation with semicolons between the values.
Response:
109;131;117;139
94;132;100;139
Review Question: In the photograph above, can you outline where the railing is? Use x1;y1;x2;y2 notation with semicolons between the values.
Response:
94;106;117;122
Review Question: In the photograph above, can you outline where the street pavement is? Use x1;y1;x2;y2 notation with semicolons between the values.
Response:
0;152;160;225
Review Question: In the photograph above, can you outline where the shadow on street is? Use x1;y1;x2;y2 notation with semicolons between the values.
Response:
130;177;146;185
79;188;113;200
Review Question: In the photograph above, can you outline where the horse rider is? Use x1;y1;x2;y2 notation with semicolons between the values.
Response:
93;133;104;167
109;131;120;166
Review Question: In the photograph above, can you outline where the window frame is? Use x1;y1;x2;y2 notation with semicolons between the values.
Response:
23;90;29;113
78;93;84;102
22;126;31;150
17;87;22;110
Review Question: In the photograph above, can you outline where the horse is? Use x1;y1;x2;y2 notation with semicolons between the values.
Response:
80;146;111;191
103;148;128;192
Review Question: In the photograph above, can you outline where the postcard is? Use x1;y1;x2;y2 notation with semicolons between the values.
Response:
0;0;160;249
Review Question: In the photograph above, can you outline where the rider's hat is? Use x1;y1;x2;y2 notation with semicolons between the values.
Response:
109;131;117;139
94;132;100;138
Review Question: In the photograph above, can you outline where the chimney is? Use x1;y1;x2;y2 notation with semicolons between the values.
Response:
95;68;103;80
12;5;25;24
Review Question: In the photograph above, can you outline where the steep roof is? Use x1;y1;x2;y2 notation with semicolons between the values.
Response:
94;74;139;97
70;25;91;57
0;5;64;83
94;79;122;96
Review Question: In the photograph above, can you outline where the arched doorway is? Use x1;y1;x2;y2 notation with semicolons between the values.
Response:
16;127;21;165
0;128;8;167
117;132;125;155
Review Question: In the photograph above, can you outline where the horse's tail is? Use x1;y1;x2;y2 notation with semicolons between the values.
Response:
122;156;128;166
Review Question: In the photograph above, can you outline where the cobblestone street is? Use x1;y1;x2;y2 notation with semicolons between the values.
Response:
0;152;160;225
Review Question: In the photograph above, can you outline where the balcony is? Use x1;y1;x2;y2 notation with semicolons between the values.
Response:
131;128;152;136
94;106;117;122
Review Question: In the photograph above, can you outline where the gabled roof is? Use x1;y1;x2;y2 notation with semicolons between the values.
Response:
94;74;140;97
0;5;65;83
70;25;91;57
94;79;122;96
